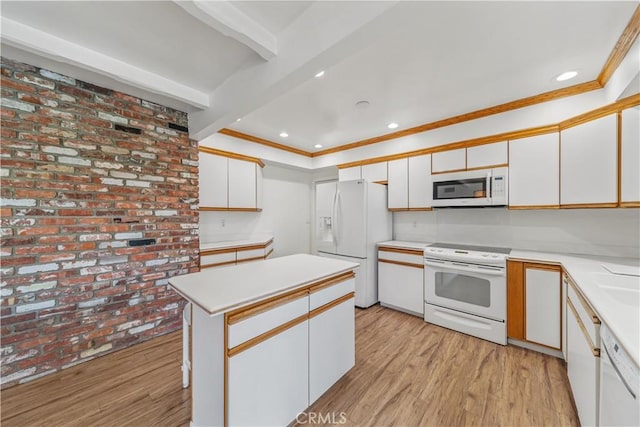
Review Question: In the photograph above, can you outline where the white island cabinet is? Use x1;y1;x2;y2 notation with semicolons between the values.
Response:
169;254;358;427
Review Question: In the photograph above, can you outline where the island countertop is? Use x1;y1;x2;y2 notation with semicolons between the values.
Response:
169;253;359;316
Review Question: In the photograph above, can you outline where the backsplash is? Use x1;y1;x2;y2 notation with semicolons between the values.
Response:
394;208;640;258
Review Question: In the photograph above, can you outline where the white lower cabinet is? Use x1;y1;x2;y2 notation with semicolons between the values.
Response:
309;297;355;403
228;321;309;426
567;301;599;427
565;273;601;427
524;266;561;349
378;247;424;316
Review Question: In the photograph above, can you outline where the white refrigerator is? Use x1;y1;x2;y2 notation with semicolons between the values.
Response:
316;179;392;308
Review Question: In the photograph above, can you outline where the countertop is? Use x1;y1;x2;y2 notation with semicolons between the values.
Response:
200;236;273;251
377;240;430;251
169;254;358;316
510;250;640;367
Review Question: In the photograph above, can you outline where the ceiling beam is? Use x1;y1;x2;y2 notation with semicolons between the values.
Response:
0;17;210;109
188;1;400;141
174;0;277;61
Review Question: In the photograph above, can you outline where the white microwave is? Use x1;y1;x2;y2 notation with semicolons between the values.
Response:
431;167;508;207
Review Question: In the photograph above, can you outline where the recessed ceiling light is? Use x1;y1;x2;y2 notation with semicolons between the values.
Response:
387;122;399;129
315;70;325;78
280;132;288;138
235;118;241;122
314;144;323;149
556;71;578;82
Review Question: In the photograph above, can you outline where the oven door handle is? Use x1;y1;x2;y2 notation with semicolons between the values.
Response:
424;260;505;276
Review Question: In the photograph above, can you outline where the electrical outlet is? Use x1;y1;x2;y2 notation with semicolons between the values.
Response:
412;221;417;228
221;219;225;227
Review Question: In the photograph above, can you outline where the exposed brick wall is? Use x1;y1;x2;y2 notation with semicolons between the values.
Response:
0;58;199;388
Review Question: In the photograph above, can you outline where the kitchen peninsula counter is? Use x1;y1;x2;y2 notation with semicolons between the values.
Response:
169;253;359;427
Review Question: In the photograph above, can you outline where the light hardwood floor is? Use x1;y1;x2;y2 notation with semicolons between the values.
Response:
1;305;578;427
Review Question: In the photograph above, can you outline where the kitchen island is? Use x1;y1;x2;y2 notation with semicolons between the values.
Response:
169;254;359;427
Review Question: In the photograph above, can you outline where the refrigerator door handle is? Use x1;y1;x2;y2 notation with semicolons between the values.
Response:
333;190;341;246
331;189;338;245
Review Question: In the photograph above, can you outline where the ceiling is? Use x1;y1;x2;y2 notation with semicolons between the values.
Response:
1;1;637;154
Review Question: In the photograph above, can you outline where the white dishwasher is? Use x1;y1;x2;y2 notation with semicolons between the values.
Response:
599;324;639;427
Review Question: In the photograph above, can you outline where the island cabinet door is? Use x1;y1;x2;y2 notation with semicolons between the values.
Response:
227;297;309;426
309;281;355;404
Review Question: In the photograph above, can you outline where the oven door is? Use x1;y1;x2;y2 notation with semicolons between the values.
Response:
424;259;506;321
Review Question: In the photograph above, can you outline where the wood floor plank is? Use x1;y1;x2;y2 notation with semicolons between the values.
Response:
1;305;579;427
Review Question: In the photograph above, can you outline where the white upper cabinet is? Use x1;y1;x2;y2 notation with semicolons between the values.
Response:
621;107;640;204
560;114;617;205
387;158;408;209
467;141;508;169
432;148;466;173
338;166;361;181
361;162;388;182
408;154;432;208
509;133;560;207
199;151;228;208
199;150;263;210
228;158;258;209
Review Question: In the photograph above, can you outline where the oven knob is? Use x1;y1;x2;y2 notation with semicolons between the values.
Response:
481;254;488;257
491;255;498;258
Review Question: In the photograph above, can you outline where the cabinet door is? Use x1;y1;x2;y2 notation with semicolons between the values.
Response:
338;166;361;181
387;159;408;209
560;114;617;205
408;154;432;208
432;148;466;173
467;142;508;169
361;162;387;182
199;152;227;208
525;266;561;349
309;297;355;403
621;107;640;204
567;302;598;427
228;321;309;426
228;158;257;208
378;260;424;316
509;133;560;207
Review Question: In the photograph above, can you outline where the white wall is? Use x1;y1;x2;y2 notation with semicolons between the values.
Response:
394;208;640;258
200;164;312;257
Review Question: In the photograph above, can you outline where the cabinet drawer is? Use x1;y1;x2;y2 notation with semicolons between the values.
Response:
378;248;424;266
201;251;236;268
237;248;265;261
566;276;600;347
228;294;309;348
309;278;355;311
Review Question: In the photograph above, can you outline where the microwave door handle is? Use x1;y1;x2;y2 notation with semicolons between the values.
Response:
424;260;505;276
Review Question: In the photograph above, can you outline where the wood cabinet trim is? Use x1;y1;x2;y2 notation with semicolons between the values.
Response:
201;260;237;269
565;273;600;324
309;292;355;319
560;203;619;209
523;262;562;272
200;239;273;257
508;205;560;210
199;145;266;168
309;271;356;294
218;128;312;158
378;258;424;269
373;180;388;185
236;256;266;264
226;289;308;325
199;207;263;212
377;246;424;256
620;201;640;207
264;248;274;259
227;313;309;358
567;298;600;357
431;167;467;175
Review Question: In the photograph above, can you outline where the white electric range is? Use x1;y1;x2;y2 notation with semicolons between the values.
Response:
423;242;511;345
